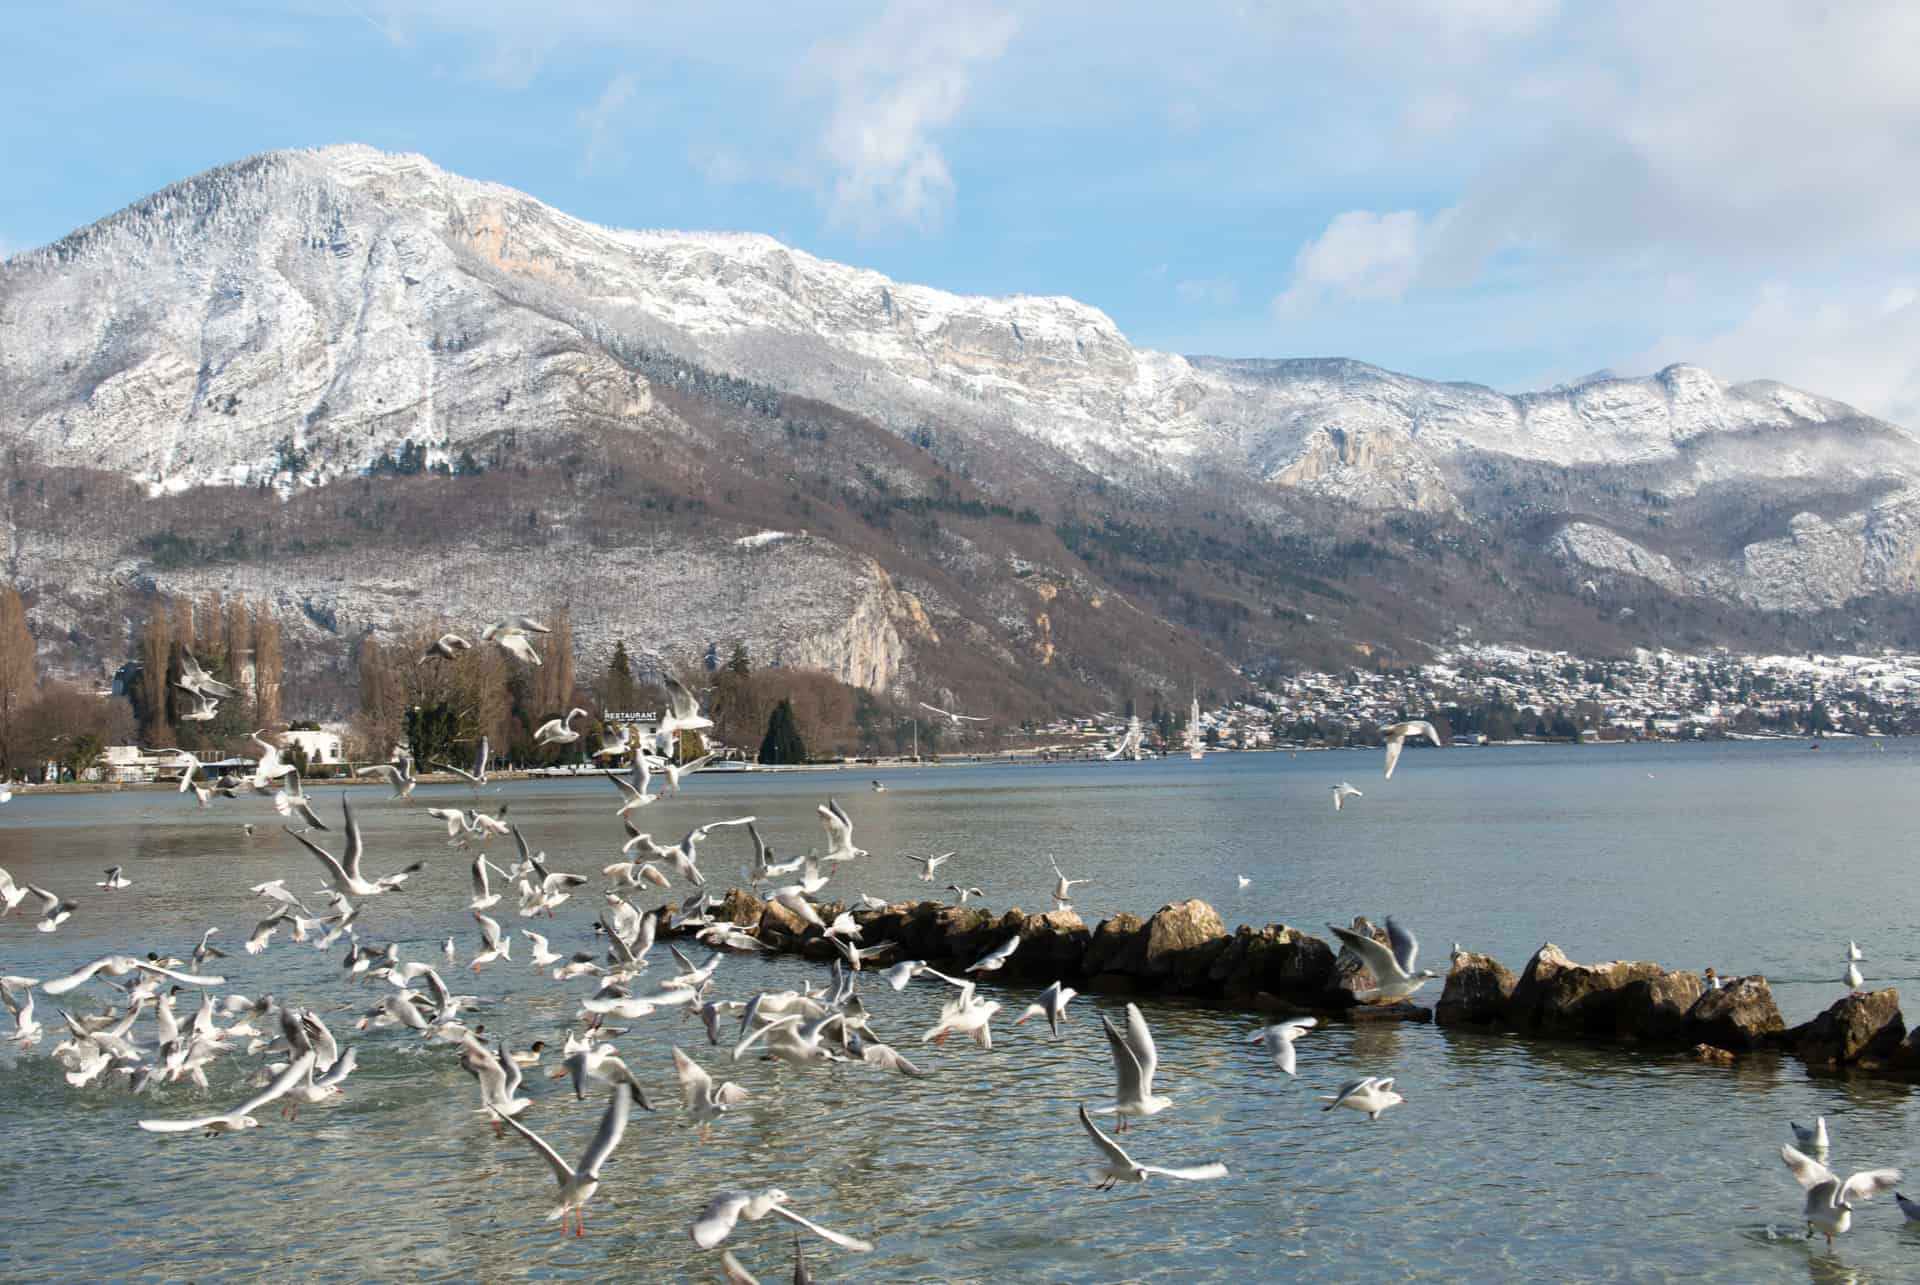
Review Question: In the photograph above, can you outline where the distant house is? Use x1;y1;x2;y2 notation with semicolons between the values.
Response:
282;728;344;765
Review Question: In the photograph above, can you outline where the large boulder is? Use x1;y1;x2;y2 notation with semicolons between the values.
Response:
930;906;998;965
1505;943;1669;1038
1083;913;1149;978
1789;989;1905;1068
1614;971;1705;1043
716;888;764;928
1006;909;1091;977
1435;951;1516;1026
1208;925;1339;1002
1142;900;1229;989
1681;975;1786;1050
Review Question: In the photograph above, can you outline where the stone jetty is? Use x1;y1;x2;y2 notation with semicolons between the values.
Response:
670;890;1920;1079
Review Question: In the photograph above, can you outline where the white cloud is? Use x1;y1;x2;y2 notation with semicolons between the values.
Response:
1176;276;1238;308
578;72;638;175
1626;282;1920;428
1272;208;1450;314
805;0;1019;231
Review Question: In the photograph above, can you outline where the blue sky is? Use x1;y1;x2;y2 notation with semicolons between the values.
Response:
8;1;1920;421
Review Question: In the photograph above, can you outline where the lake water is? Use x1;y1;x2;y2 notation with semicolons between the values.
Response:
2;740;1916;1281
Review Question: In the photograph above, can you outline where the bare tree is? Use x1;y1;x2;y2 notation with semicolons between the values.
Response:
135;602;175;747
252;599;283;728
0;584;36;776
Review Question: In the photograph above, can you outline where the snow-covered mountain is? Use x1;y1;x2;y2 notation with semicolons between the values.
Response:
5;143;1920;699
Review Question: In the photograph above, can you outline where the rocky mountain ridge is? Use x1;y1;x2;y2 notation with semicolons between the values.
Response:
6;144;1920;709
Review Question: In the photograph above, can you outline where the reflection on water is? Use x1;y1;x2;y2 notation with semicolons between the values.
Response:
1;741;1918;1279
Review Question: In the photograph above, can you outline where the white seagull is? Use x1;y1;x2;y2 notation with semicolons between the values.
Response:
138;1052;315;1136
1319;1075;1405;1121
1077;1105;1228;1189
691;1189;873;1253
1379;719;1442;779
1332;782;1363;812
1093;1003;1173;1129
534;708;592;747
494;1085;639;1237
1791;1117;1830;1153
1250;1017;1318;1075
1013;981;1078;1036
1781;1143;1901;1248
1328;918;1440;1001
96;866;132;890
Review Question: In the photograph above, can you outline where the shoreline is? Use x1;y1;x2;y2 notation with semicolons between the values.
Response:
9;733;1883;795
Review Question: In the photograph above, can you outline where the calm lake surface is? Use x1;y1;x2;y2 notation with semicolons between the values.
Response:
3;739;1917;1281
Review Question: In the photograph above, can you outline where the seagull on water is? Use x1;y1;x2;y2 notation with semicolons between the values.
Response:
96;866;132;890
1319;1075;1405;1121
1791;1117;1829;1153
494;1085;640;1237
1328;918;1440;1001
1781;1143;1901;1248
1077;1105;1228;1189
1250;1017;1318;1075
1378;719;1442;780
1236;875;1250;890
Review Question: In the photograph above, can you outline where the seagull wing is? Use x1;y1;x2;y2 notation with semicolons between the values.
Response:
673;1045;712;1108
41;957;120;996
1329;923;1404;984
764;1202;874;1253
284;827;353;889
1782;1144;1838;1192
1101;1013;1146;1103
1385;917;1421;975
1382;736;1405;780
134;961;225;988
496;1106;577;1187
692;1192;753;1249
1078;1103;1135;1169
1138;1162;1230;1182
1842;1168;1904;1203
576;1085;634;1177
1123;1003;1159;1089
340;795;367;882
237;1050;317;1117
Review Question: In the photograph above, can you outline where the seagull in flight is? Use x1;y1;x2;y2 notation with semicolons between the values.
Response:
138;1052;315;1136
1332;782;1363;812
534;708;592;748
356;753;417;800
902;851;954;882
1047;854;1090;910
482;617;550;666
1093;1003;1174;1129
96;866;132;890
1250;1017;1317;1075
1319;1075;1405;1121
690;1189;874;1253
43;955;225;996
494;1085;640;1237
1328;918;1440;1001
1077;1105;1227;1189
419;633;471;664
434;737;490;787
919;701;987;726
1013;981;1078;1036
1378;719;1442;780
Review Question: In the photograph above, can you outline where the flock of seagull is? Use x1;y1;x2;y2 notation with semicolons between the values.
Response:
0;667;1906;1272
